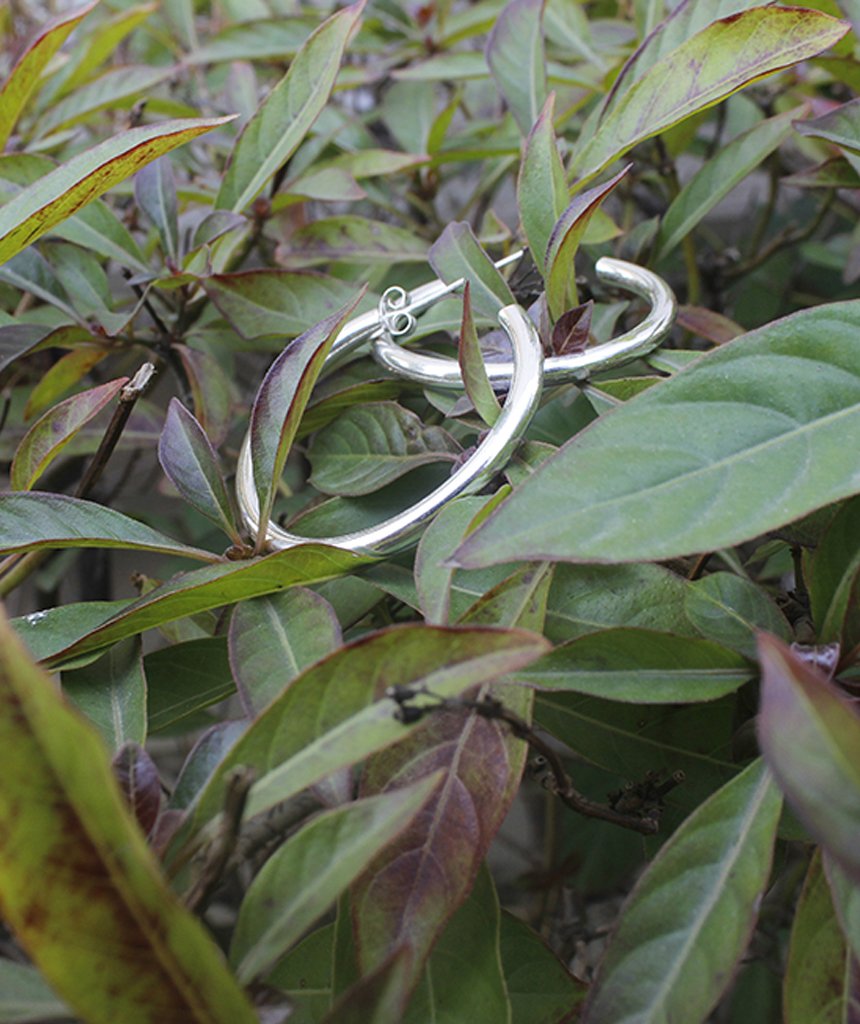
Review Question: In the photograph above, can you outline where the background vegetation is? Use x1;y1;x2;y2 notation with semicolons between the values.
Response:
0;1;859;1022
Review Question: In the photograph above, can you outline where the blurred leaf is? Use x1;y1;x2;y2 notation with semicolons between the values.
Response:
250;295;362;545
145;638;236;733
545;166;629;319
453;302;860;567
43;545;367;667
0;959;70;1023
186;18;313;64
111;742;162;836
784;850;856;1024
63;637;146;750
675;305;744;345
11;377;127;491
48;243;136;336
582;760;781;1024
23;346;108;420
515;627;753;702
277;216;428;268
0;324;57;376
657;107;799;258
486;0;547;134
571;7;848;183
38;65;172;136
825;857;860;962
0;1;98;150
402;866;511;1024
685;572;791;658
0;115;234;266
308;401;460;497
170;722;246;809
429;222;515;318
517;92;568;266
809;496;860;643
158;399;239;542
459;282;501;426
135;157;179;264
282;166;365;204
176;347;234;448
230;778;441;983
0;607;257;1024
204;268;361;340
228;587;341;715
166;625;549;862
0;492;218;562
216;2;364;212
499;911;584;1024
757;633;860;882
796;95;860;158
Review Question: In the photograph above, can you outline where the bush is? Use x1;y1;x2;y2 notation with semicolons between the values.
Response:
0;2;858;1022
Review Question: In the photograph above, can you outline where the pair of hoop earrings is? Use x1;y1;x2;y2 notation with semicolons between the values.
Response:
235;252;676;557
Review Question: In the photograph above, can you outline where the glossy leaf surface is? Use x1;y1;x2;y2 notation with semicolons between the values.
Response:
757;633;860;882
571;7;847;182
11;377;127;491
583;760;781;1024
230;779;441;983
454;302;860;566
0;116;233;266
0;608;257;1024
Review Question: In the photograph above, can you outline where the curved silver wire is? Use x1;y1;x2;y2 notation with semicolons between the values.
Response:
235;304;544;557
370;256;676;389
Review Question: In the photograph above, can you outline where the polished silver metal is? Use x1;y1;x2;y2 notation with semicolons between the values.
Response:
370;256;676;389
236;303;544;557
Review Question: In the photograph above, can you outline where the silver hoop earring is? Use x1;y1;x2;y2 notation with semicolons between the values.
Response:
235;303;544;557
370;256;676;389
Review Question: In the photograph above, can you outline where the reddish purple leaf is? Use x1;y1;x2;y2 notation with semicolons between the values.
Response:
112;742;162;837
757;633;860;882
158;398;240;543
676;305;744;345
250;293;364;550
550;300;593;356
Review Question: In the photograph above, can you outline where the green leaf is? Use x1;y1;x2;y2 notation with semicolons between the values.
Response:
515;627;753;702
500;910;584;1024
0;1;98;150
684;572;791;658
809;496;860;643
757;633;860;882
277;215;428;268
0;607;258;1024
582;760;782;1024
656;107;799;259
459;282;501;426
43;544;367;667
795;95;860;157
63;637;147;750
516;92;568;266
158;399;239;542
0;115;234;266
825;857;860;963
0;959;70;1023
38;65;172;136
545;165;629;319
308;401;460;497
215;2;364;211
429;222;515;318
165;625;549;864
145;638;236;733
11;600;129;663
228;587;341;715
134;157;179;264
230;779;441;983
0;492;218;562
250;295;363;546
784;851;855;1024
570;7;848;183
24;346;108;420
11;377;127;491
203;268;363;341
453;302;860;566
485;0;547;134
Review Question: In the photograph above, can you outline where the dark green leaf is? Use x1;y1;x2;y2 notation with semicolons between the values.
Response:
458;282;501;426
684;572;791;658
500;911;584;1024
63;637;146;750
809;496;860;643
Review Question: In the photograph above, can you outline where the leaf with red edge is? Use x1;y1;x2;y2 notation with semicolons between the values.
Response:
551;301;592;356
458;282;501;427
158;398;239;543
0;115;235;266
351;565;552;1003
0;606;258;1024
545;165;629;319
11;376;128;490
112;743;163;837
757;632;860;882
0;1;98;150
250;293;363;548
